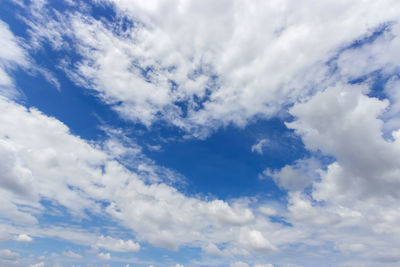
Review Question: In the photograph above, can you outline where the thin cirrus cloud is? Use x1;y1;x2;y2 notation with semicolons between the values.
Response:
0;20;29;97
0;0;400;266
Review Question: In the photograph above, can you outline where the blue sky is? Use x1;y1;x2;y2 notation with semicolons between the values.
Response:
1;0;400;266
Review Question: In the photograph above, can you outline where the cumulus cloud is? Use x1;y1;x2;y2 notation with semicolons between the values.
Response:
283;83;400;265
98;252;111;260
95;235;140;252
261;158;320;191
14;233;33;242
239;229;276;253
287;84;400;198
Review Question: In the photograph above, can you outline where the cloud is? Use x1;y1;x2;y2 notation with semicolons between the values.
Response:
5;85;399;265
62;250;82;259
98;252;111;260
261;158;320;191
30;262;44;267
4;1;400;266
147;144;162;152
230;262;249;267
251;139;269;154
14;233;33;242
283;83;400;265
239;229;276;253
336;23;400;80
23;0;400;137
95;235;140;252
0;249;19;263
287;84;400;198
0;19;60;95
0;96;283;258
0;20;29;98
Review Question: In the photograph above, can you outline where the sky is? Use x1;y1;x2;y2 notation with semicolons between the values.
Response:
1;0;400;266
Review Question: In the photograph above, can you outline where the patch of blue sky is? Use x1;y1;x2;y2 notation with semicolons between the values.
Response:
149;118;307;199
268;215;292;227
0;3;28;38
10;63;114;141
348;22;393;49
0;4;117;141
350;70;392;100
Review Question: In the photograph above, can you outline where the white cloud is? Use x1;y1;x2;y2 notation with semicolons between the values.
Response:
98;252;111;260
30;262;44;267
6;87;397;265
0;249;19;260
258;206;277;216
147;144;162;151
105;0;400;132
287;84;400;198
0;20;29;98
0;96;284;258
262;158;320;191
4;1;400;266
0;20;28;70
14;233;33;242
95;235;140;252
202;243;223;257
230;262;249;267
0;19;60;95
383;76;400;133
24;0;400;137
284;83;400;265
62;251;82;259
251;139;269;154
336;23;400;81
239;229;276;253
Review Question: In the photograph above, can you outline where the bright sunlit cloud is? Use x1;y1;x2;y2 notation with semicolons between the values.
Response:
1;0;400;266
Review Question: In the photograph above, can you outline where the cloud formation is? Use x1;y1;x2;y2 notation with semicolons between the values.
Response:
23;0;400;136
0;20;29;97
0;96;288;260
1;0;400;266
